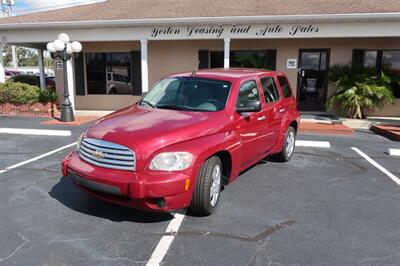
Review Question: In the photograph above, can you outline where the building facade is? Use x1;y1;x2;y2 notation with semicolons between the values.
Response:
0;0;400;115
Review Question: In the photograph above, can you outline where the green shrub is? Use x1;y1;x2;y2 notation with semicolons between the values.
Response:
39;88;58;103
327;64;396;119
0;82;57;104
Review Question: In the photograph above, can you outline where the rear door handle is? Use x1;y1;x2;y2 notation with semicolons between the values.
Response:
279;108;285;113
257;115;266;121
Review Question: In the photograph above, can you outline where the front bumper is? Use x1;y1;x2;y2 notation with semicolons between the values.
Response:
62;151;196;212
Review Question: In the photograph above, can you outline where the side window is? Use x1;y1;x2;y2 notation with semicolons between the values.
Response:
236;80;260;107
277;76;292;98
260;77;280;103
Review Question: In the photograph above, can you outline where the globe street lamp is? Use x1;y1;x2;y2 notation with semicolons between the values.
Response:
46;33;82;122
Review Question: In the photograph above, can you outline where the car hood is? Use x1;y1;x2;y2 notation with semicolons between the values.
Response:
85;104;230;155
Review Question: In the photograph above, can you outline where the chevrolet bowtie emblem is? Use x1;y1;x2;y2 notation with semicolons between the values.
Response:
93;150;105;159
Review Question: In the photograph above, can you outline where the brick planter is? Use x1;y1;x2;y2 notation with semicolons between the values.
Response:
370;125;400;141
0;102;60;118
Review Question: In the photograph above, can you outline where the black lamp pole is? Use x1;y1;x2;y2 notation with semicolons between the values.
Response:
50;50;76;122
47;34;82;122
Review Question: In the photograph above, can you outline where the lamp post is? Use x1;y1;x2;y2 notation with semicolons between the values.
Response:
46;33;82;122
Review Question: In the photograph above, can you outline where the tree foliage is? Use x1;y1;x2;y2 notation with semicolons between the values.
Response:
327;64;396;119
3;46;39;67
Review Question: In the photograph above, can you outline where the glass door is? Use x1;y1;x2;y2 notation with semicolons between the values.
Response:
297;49;330;111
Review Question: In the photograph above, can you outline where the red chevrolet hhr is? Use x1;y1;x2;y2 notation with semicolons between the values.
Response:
62;69;300;215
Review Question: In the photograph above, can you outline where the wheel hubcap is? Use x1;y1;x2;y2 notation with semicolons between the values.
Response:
285;131;295;157
210;164;221;207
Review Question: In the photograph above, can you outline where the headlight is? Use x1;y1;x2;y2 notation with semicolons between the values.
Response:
150;152;193;171
76;133;84;151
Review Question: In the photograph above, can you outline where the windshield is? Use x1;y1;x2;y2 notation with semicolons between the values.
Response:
140;77;232;112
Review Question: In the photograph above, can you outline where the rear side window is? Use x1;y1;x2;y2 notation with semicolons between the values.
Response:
237;80;260;107
260;77;280;103
277;76;292;98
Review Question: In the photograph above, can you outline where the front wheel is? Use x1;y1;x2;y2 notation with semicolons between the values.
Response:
274;126;296;162
190;156;222;216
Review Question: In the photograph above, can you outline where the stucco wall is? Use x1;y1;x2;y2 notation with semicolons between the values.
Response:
57;38;400;115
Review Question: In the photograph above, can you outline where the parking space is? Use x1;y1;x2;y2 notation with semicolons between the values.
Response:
0;117;399;265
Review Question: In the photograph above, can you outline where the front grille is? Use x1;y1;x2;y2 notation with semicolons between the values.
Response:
79;138;135;171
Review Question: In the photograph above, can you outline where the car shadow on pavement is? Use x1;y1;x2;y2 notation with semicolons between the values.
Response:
49;176;174;223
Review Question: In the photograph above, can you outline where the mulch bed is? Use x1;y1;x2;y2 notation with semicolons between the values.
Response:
40;115;100;126
299;122;354;135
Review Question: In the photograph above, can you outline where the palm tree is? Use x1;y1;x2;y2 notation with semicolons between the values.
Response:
327;64;396;119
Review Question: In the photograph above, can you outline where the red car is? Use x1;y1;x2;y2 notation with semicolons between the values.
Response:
62;69;300;215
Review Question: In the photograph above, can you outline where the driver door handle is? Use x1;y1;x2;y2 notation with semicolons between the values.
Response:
257;115;266;121
279;108;285;113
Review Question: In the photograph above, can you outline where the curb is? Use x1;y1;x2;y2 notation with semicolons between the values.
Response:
370;125;400;142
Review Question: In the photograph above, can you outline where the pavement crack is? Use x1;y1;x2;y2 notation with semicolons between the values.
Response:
359;252;400;265
165;220;295;242
0;232;29;263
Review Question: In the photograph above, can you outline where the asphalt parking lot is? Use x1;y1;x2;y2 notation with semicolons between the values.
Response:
0;116;399;266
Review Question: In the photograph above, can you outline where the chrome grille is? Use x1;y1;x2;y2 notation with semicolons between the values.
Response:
79;138;135;171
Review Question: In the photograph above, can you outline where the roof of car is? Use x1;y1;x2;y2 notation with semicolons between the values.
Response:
170;68;277;81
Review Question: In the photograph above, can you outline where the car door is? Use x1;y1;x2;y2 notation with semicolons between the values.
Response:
259;76;284;151
236;79;270;167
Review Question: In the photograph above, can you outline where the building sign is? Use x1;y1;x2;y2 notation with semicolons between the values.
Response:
149;24;319;39
55;61;63;69
287;59;297;69
3;21;400;43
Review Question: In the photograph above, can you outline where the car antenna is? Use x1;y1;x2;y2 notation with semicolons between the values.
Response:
191;60;200;76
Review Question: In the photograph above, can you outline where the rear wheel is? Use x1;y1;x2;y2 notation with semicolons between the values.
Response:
190;156;222;216
274;126;296;162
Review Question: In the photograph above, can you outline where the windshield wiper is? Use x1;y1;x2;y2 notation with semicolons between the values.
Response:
140;100;157;108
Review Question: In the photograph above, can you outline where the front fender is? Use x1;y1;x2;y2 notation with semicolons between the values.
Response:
145;130;242;184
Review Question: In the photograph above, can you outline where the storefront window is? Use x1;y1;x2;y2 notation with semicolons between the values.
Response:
353;49;400;98
202;50;277;70
231;50;275;69
382;51;400;74
364;50;378;68
86;52;132;95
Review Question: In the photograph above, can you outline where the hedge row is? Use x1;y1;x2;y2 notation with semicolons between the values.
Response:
0;82;57;104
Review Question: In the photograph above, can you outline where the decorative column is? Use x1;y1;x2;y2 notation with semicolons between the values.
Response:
224;38;230;69
11;45;18;70
66;60;75;110
38;49;46;90
140;40;149;93
0;47;5;83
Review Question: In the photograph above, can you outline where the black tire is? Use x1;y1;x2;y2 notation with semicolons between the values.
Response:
190;156;222;216
274;126;296;162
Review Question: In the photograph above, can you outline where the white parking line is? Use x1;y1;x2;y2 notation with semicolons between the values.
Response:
351;147;400;186
296;140;331;148
146;212;186;266
388;149;400;156
0;142;76;174
0;128;71;136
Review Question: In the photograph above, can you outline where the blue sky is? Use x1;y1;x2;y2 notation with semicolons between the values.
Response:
13;0;100;14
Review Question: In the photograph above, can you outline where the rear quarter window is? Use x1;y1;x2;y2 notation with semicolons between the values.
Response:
260;77;280;103
277;76;292;98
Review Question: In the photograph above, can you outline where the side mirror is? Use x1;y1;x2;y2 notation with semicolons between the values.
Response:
236;100;262;113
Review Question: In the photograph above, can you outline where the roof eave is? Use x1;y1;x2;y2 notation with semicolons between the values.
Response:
1;12;400;30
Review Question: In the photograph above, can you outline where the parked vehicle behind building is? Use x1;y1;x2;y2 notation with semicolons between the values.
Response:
8;74;55;89
62;69;300;215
